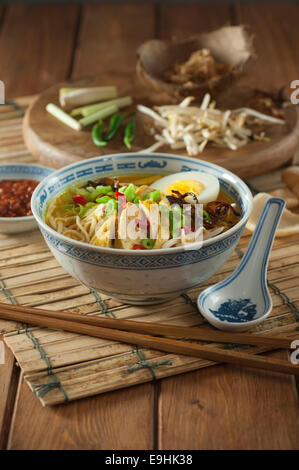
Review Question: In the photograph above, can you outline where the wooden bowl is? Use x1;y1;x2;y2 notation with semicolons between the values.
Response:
136;25;254;103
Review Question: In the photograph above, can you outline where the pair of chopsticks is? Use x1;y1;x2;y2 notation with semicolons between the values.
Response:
0;301;297;376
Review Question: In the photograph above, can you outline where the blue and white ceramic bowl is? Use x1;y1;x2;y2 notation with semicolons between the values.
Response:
31;153;252;305
0;164;53;233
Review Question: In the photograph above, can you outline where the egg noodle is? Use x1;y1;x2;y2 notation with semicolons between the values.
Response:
45;173;240;250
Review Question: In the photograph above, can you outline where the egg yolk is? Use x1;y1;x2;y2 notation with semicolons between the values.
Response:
165;179;205;196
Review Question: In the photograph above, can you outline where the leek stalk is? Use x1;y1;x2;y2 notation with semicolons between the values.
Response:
79;104;118;127
70;96;132;117
46;103;82;131
60;86;117;109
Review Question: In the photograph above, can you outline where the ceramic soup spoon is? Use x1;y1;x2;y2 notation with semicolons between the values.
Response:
197;197;285;332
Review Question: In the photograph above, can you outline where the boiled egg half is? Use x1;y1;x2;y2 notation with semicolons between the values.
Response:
152;171;220;204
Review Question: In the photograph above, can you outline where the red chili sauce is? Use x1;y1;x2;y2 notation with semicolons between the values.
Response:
0;179;39;217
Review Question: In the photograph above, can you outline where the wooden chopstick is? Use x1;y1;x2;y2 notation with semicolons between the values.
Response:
0;304;298;376
0;301;291;349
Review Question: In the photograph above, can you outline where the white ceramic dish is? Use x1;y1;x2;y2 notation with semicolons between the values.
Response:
0;164;53;233
31;153;252;305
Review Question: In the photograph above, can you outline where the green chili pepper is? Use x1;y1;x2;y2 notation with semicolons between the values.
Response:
96;195;111;204
142;238;155;250
105;113;124;141
105;198;118;216
95;185;112;194
143;190;160;202
124;183;136;202
76;187;93;201
118;186;127;194
88;185;113;200
92;120;107;147
124;117;136;149
203;209;211;221
78;204;87;218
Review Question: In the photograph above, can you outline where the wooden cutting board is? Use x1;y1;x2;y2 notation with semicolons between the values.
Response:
22;78;299;179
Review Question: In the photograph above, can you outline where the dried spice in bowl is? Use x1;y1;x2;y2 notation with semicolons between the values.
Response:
0;179;39;217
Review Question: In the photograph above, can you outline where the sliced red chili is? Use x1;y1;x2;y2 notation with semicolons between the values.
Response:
133;244;146;250
115;191;124;200
73;195;88;205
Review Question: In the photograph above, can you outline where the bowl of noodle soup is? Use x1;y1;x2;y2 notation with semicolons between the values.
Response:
31;153;252;304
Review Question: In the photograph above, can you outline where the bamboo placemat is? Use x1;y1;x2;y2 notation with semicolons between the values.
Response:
0;97;298;406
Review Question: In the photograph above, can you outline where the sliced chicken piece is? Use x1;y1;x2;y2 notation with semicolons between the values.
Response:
116;203;144;249
139;199;158;220
90;214;116;247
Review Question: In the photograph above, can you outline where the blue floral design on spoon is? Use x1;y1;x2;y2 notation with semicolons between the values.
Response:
209;299;257;323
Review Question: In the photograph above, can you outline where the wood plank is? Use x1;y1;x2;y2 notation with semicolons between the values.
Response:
8;379;154;450
158;350;299;449
0;5;80;97
3;3;299;450
235;3;299;91
159;3;231;40
72;3;156;88
0;337;19;449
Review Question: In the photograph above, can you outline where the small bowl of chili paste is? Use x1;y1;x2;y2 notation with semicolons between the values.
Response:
0;164;53;233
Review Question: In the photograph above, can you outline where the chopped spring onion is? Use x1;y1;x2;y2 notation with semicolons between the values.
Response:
76;188;94;201
92;185;112;195
105;198;118;216
46;103;82;131
143;190;160;202
96;195;111;204
79;104;118;127
124;183;136;202
203;209;211;221
142;238;155;250
118;186;127;194
78;204;86;218
60;86;118;109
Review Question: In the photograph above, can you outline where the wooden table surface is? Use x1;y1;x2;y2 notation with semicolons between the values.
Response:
0;2;298;450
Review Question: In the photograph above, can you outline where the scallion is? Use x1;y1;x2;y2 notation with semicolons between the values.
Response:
60;86;118;109
143;190;160;202
141;238;155;250
124;183;136;202
96;195;111;204
203;209;211;221
105;198;118;216
79;104;118;127
46;103;82;131
71;96;133;118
